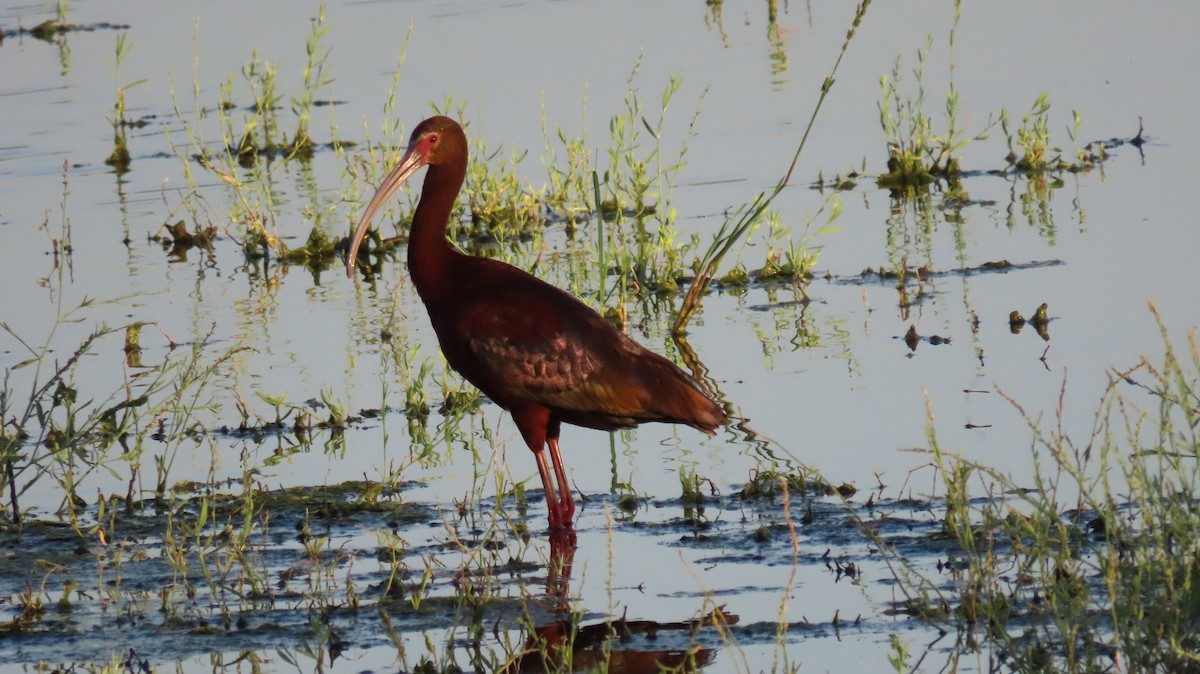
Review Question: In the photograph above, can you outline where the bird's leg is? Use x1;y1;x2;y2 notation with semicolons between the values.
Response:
513;406;571;530
533;447;565;529
547;435;574;524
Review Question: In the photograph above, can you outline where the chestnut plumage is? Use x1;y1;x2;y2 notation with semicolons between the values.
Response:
348;116;725;530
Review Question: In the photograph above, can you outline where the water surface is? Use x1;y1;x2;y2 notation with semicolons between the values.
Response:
1;1;1198;671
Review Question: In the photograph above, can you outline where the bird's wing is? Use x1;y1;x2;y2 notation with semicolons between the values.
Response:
452;291;642;415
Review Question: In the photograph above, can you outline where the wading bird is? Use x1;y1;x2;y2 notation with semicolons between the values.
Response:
347;116;725;530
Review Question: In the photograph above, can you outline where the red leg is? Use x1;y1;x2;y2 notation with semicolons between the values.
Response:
512;405;571;530
533;445;564;529
547;435;574;524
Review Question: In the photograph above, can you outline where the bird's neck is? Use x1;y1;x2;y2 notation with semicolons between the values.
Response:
407;163;465;307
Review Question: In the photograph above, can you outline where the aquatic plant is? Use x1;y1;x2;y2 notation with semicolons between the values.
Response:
1003;93;1053;172
875;2;995;194
871;305;1200;673
104;32;145;173
0;1;1165;671
290;4;333;159
674;0;871;333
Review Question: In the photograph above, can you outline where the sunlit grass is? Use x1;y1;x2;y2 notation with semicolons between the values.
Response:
868;304;1200;673
0;1;1170;671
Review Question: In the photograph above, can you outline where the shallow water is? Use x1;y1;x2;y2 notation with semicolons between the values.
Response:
2;0;1199;671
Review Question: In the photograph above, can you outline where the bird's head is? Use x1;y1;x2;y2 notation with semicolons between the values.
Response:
346;116;466;277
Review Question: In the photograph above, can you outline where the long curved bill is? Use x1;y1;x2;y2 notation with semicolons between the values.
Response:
345;144;428;278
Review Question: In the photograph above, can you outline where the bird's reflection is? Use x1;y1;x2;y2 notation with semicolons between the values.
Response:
504;529;737;673
546;528;577;613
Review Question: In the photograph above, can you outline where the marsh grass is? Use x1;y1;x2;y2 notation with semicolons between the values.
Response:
541;95;593;227
672;0;871;333
460;136;545;248
5;2;1170;672
165;10;350;272
875;18;993;196
865;0;1127;303
103;32;145;173
595;68;705;295
0;163;445;649
1003;94;1058;173
353;55;836;319
227;6;333;165
158;10;841;331
866;304;1200;672
1;172;247;526
864;1;1132;295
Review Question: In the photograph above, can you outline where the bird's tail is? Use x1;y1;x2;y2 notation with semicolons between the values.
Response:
640;356;727;434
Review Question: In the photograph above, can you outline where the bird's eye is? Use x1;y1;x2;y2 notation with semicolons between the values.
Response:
427;133;438;144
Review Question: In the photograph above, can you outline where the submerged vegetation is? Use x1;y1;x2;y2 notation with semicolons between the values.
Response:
0;0;1181;672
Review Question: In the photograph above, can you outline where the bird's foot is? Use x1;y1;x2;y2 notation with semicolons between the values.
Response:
544;493;576;532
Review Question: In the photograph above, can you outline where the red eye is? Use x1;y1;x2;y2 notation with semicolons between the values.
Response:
427;133;438;144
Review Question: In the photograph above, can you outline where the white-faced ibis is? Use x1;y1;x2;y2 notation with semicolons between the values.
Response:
347;116;726;530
